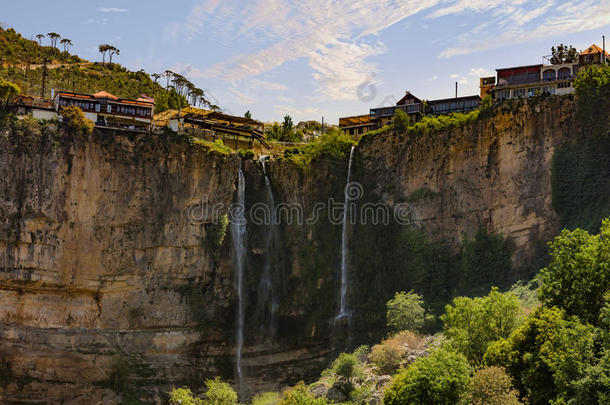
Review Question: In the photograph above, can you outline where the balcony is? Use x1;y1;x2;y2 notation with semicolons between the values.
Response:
370;103;422;117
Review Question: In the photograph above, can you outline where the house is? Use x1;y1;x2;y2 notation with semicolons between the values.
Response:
479;77;496;98
578;44;610;66
10;95;57;120
426;95;481;115
153;107;268;149
370;91;423;126
338;114;379;136
492;63;574;101
55;91;154;132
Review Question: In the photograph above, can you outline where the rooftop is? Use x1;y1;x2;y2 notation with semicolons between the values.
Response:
580;44;610;57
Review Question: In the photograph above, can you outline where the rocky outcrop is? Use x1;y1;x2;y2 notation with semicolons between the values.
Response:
0;97;590;403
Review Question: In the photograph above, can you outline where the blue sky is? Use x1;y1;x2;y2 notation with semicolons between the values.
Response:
3;1;610;123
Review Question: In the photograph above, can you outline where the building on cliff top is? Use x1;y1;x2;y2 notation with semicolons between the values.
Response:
153;107;269;149
9;95;57;120
55;91;155;132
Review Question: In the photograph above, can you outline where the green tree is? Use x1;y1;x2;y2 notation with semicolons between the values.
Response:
384;346;472;405
244;110;252;119
108;46;120;64
60;38;72;53
203;377;238;405
539;219;610;326
386;291;425;333
550;44;578;64
469;367;522;405
484;307;596;405
98;44;111;63
47;32;60;48
35;33;44;45
392;108;410;132
0;78;20;110
441;288;522;366
60;105;94;135
282;114;293;132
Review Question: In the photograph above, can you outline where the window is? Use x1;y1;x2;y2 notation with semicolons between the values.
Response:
543;69;556;81
557;68;571;80
95;104;100;112
107;105;112;113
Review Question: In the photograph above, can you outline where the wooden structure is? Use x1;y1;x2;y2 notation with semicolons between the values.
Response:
338;114;379;136
154;107;269;149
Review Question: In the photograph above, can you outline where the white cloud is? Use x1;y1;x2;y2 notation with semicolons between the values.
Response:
469;67;494;77
98;7;127;13
165;0;610;100
229;88;256;105
274;104;322;116
169;0;441;100
429;75;439;81
250;79;288;92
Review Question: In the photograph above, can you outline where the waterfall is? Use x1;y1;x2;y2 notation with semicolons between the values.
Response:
230;162;247;400
259;156;277;337
337;145;356;321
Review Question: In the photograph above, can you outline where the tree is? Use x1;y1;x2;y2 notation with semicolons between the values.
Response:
164;70;174;88
98;44;111;63
60;106;95;135
244;110;252;119
441;288;522;366
469;367;522;405
539;219;610;326
484;307;596;405
386;291;425;333
550;44;578;65
60;38;72;53
108;46;119;63
384;346;472;405
35;33;44;45
392;108;410;132
0;78;20;110
151;73;161;83
203;377;238;405
282;114;293;132
47;32;60;48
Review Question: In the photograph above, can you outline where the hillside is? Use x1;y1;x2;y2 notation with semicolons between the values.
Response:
0;26;193;113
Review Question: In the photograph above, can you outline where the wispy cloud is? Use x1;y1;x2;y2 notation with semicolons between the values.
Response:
98;7;128;13
165;0;610;101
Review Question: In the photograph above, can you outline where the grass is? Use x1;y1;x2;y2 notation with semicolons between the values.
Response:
282;127;355;168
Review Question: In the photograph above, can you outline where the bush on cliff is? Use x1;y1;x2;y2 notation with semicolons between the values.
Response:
283;127;354;167
574;64;610;133
468;366;522;405
386;291;425;334
279;381;328;405
60;105;94;135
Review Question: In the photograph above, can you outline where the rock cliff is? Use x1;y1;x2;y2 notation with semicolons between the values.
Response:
0;97;594;403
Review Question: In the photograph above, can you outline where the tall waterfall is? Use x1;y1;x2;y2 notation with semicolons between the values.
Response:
259;156;277;336
337;146;356;321
230;162;247;399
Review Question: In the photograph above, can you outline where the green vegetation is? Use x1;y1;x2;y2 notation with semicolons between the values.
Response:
391;109;410;132
251;392;280;405
441;288;522;366
266;115;304;143
169;378;237;405
386;291;425;334
574;64;610;132
468;366;521;405
283;127;355;168
539;220;610;326
0;27;82;66
60;105;94;135
384;346;472;405
551;136;610;232
330;353;361;385
369;331;426;375
279;382;328;405
0;77;19;109
550;44;578;64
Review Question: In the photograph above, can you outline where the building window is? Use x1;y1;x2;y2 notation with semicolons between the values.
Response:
107;105;112;113
543;69;556;81
557;68;571;80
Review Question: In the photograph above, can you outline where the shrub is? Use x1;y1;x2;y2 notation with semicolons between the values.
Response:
539;219;610;325
279;381;328;405
283;127;354;167
238;149;255;160
252;391;280;405
331;353;360;384
0;77;20;109
441;288;522;366
574;64;610;133
386;291;425;333
353;345;370;363
469;367;521;405
60;105;94;135
169;388;204;405
370;331;426;375
203;377;238;405
383;346;472;405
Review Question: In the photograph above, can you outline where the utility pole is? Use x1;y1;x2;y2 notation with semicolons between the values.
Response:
603;36;606;64
41;58;48;98
455;82;458;98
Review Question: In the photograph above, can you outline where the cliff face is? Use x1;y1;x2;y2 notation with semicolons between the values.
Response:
0;97;585;403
